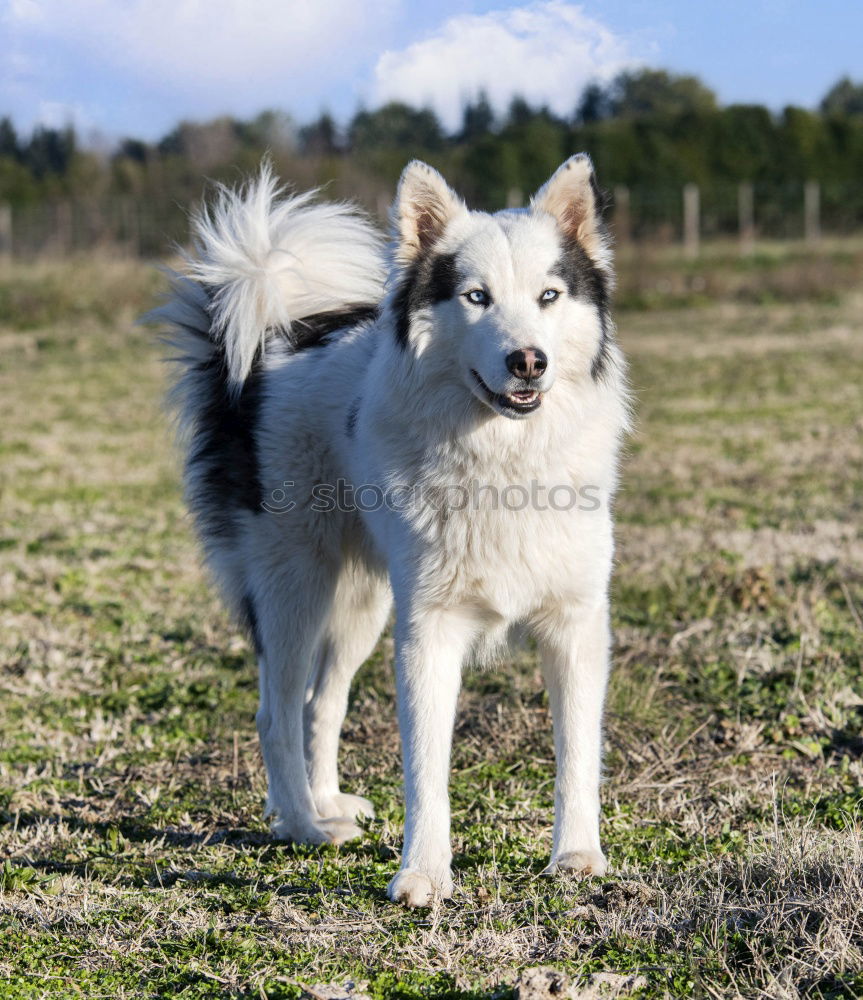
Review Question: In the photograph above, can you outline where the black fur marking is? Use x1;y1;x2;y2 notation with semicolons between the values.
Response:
553;237;613;382
187;356;265;538
166;291;265;541
590;328;612;382
290;304;380;351
589;170;611;218
241;592;263;656
345;396;362;439
184;303;378;545
393;251;460;349
187;305;380;541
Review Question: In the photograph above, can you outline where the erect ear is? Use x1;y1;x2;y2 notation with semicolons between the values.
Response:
393;160;464;264
531;154;609;269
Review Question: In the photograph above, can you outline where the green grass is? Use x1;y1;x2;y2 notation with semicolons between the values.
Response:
1;256;862;998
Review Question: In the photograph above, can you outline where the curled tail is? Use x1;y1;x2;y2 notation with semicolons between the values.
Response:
153;163;387;398
150;166;386;609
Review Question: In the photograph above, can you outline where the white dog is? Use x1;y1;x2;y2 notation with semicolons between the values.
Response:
156;156;629;907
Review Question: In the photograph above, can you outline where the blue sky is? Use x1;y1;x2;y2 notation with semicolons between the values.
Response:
1;0;860;141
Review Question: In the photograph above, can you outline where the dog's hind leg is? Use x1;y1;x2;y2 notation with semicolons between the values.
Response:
251;562;364;846
304;563;391;822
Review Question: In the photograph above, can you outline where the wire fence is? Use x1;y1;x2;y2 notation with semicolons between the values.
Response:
0;197;190;260
0;181;861;260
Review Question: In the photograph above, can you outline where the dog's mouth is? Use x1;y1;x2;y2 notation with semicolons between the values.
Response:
471;370;543;416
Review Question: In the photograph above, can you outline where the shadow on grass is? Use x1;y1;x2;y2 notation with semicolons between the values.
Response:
2;808;413;901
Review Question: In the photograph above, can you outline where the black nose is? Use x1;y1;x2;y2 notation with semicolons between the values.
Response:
506;347;548;381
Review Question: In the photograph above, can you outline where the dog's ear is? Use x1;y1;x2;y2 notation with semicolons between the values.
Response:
394;160;464;263
531;154;609;268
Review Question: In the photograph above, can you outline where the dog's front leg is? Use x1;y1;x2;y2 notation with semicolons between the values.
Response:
387;607;475;908
538;600;611;877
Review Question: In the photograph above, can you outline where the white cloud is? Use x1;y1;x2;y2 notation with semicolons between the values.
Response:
1;0;400;132
7;0;391;87
36;100;89;130
371;1;639;128
0;0;648;138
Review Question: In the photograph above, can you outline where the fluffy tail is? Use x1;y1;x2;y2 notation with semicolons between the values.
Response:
152;164;387;393
149;167;386;624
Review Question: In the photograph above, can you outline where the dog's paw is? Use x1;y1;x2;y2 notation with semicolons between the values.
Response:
544;849;608;878
387;868;454;908
319;793;375;822
316;816;365;845
271;814;363;847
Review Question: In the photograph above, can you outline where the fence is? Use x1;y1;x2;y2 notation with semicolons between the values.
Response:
0;181;860;261
609;180;860;250
0;197;190;260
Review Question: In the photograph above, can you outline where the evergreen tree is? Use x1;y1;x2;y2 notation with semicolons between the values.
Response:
348;103;444;152
576;83;612;124
0;117;19;160
299;112;340;156
459;92;495;142
23;126;76;178
821;77;863;117
610;69;717;119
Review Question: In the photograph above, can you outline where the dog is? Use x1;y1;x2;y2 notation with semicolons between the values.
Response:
155;155;630;907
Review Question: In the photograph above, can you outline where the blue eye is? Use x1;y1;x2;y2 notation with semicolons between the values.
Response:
464;289;490;306
541;288;560;303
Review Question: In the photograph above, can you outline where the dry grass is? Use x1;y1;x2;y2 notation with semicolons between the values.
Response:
0;254;862;999
615;239;863;310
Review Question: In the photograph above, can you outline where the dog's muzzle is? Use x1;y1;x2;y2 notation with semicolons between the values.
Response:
471;370;544;416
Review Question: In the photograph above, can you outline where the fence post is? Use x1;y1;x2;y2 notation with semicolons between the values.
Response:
376;194;390;226
0;203;11;263
119;197;141;257
506;187;523;209
738;182;755;256
683;183;700;258
804;181;820;245
613;185;631;246
55;201;73;254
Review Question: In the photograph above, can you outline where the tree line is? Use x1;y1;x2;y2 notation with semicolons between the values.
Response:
2;69;862;245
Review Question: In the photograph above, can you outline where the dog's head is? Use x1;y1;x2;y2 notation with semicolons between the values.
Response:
390;156;613;420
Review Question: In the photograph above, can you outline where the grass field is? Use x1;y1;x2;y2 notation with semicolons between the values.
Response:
1;250;862;999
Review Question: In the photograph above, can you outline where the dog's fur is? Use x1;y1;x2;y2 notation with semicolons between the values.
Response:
155;156;630;907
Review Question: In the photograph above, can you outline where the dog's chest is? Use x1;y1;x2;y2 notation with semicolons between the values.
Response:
406;450;614;618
